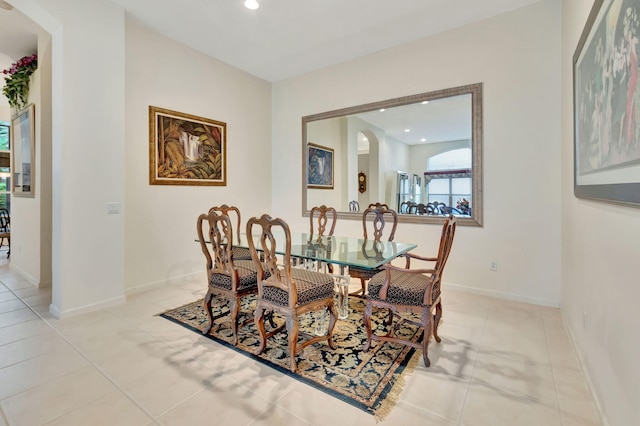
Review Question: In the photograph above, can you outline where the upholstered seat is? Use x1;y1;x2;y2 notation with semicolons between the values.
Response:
247;213;338;373
262;268;336;306
363;214;456;368
207;260;259;291
367;269;440;306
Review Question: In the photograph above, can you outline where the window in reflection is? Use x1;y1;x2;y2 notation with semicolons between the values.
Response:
424;148;472;215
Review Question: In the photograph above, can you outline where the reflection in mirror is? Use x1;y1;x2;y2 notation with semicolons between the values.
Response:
302;83;482;226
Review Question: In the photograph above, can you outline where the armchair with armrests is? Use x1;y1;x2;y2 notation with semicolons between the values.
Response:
247;214;338;373
363;214;456;367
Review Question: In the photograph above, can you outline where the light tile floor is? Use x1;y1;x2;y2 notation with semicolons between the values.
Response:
0;257;602;425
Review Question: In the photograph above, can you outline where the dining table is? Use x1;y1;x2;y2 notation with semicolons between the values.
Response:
236;231;417;275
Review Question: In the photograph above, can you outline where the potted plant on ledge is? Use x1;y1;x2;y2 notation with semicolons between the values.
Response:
2;54;38;114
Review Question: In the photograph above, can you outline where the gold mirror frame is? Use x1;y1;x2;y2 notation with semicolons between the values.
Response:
302;83;483;226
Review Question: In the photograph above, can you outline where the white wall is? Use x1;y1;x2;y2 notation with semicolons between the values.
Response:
272;0;562;306
12;0;127;317
124;17;272;292
561;2;640;425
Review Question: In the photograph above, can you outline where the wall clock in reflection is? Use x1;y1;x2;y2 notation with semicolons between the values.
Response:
358;172;366;193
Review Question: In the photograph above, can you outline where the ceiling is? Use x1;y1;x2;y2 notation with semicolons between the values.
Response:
0;0;542;82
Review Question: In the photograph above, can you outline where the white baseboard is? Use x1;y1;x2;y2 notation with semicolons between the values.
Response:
125;271;201;296
445;281;560;308
559;307;609;426
8;263;38;286
48;294;127;319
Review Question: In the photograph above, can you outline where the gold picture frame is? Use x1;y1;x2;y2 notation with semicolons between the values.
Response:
11;104;35;197
149;106;227;186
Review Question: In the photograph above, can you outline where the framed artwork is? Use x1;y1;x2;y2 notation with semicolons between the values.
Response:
11;104;35;197
573;0;640;206
149;106;226;186
307;143;334;189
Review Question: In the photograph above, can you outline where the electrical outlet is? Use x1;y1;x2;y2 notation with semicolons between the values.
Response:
490;261;498;271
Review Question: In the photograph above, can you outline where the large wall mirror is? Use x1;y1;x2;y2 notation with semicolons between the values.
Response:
302;83;483;226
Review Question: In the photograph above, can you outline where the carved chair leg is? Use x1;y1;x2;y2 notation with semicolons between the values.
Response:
433;301;443;343
229;296;240;346
383;308;395;336
363;301;373;351
202;290;214;335
422;308;433;367
286;314;300;373
326;304;338;350
266;310;277;329
253;306;267;355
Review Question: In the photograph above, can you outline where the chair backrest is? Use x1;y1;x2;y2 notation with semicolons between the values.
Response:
433;214;457;282
361;203;398;242
348;200;360;212
197;210;236;281
246;214;298;306
209;204;243;245
309;205;337;240
0;209;9;232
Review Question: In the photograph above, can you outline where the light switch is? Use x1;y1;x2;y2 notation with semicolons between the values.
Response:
107;202;120;214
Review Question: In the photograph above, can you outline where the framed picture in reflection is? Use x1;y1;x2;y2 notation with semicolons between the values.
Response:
307;143;334;189
11;104;35;197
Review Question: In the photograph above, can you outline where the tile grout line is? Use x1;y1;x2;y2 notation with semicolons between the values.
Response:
454;308;489;426
0;279;161;424
542;308;566;426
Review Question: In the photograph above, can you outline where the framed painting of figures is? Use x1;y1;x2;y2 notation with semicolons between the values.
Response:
307;143;334;189
574;0;640;206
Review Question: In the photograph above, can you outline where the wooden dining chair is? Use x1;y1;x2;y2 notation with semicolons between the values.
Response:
308;205;337;273
197;209;259;345
363;214;456;367
208;204;252;260
348;203;398;297
246;214;338;373
309;205;337;240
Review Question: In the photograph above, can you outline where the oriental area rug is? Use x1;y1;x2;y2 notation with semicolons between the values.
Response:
158;295;423;420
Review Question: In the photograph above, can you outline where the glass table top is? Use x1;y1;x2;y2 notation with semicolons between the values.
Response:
236;232;417;270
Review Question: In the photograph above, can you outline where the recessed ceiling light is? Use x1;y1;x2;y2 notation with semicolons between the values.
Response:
422;101;429;104
244;0;259;10
421;138;426;142
379;108;385;112
404;129;410;133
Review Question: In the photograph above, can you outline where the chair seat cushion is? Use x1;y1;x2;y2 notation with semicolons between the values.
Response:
348;265;381;280
263;268;335;306
209;259;258;291
231;246;253;260
367;269;439;306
